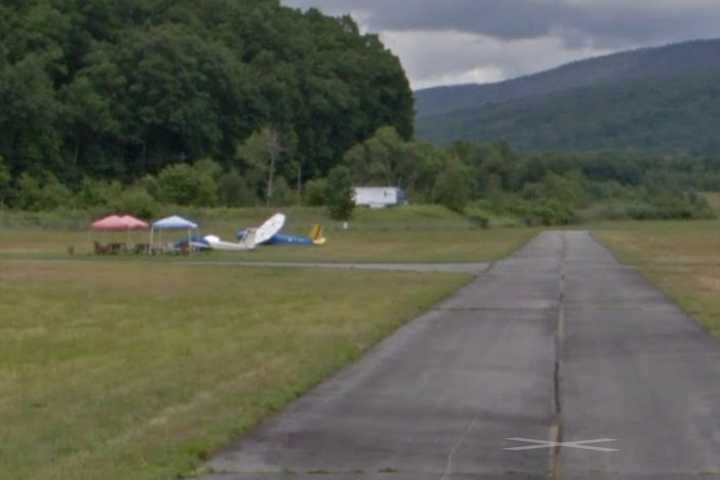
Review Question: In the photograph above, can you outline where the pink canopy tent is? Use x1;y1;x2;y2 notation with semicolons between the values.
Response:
119;215;149;230
91;215;127;231
91;215;149;231
90;215;150;252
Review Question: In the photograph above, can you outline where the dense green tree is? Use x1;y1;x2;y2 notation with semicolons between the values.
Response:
344;126;445;201
326;165;355;221
432;157;473;213
236;128;294;206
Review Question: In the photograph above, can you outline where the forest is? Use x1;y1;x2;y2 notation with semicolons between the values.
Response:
416;73;720;153
0;0;413;183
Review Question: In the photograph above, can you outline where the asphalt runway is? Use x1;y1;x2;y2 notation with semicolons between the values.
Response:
201;231;720;479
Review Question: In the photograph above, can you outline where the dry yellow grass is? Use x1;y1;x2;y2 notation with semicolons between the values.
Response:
0;260;470;480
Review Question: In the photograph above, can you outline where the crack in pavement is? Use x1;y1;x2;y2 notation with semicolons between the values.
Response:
552;232;568;480
439;417;481;480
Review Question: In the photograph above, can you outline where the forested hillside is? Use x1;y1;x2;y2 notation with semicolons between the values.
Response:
415;39;720;153
417;73;720;153
0;0;413;183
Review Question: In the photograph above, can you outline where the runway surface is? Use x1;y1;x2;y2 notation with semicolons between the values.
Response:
201;231;720;479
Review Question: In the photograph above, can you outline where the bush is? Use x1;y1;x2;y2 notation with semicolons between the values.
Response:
270;177;294;207
74;178;123;208
156;163;218;206
504;197;577;226
194;157;223;180
138;175;160;199
14;172;72;211
111;186;157;219
531;200;577;226
218;171;257;207
433;157;472;213
304;178;328;206
326;166;355;221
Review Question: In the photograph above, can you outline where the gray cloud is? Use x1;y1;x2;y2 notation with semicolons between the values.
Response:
283;0;720;88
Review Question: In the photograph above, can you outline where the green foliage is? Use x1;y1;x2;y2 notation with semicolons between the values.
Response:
304;178;328;206
75;178;123;209
111;186;157;219
344;127;443;197
14;172;72;212
326;166;355;221
0;2;413;186
270;177;294;207
433;157;473;213
218;171;256;207
0;156;11;205
194;158;223;180
235;128;292;204
156;163;218;207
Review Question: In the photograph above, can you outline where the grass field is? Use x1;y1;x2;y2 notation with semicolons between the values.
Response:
0;260;470;480
594;220;720;337
0;205;538;263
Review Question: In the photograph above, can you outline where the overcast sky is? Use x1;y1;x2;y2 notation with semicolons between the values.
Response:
282;0;720;89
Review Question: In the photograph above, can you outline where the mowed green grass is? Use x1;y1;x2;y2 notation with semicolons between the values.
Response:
594;220;720;337
0;260;470;480
0;227;538;263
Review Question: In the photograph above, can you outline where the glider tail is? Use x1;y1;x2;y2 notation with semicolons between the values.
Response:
309;224;327;246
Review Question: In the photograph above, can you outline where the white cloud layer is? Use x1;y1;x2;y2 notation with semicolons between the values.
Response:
283;0;720;88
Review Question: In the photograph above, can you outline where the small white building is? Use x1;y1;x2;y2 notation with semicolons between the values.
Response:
353;187;406;209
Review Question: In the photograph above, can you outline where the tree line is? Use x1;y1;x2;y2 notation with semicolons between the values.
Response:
1;125;717;225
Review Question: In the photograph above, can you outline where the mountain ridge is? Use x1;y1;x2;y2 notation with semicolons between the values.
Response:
414;38;720;152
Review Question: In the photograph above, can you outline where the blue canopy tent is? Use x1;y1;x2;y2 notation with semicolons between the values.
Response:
150;215;199;253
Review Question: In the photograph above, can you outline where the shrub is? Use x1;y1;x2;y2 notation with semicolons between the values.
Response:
138;175;160;199
156;163;218;206
218;171;256;207
304;178;328;206
433;157;472;213
270;177;294;206
111;186;157;219
326;166;355;221
504;197;577;226
14;172;72;211
74;178;123;208
194;157;223;179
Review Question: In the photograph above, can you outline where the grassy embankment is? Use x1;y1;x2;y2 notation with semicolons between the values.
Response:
0;205;538;263
594;219;720;337
0;260;470;480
